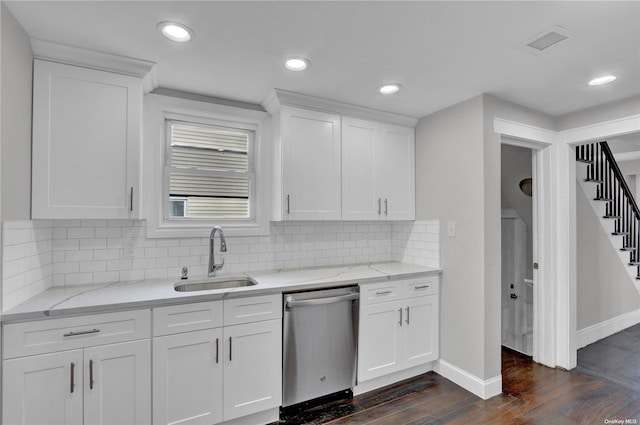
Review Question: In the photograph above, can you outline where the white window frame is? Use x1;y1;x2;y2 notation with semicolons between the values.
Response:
144;93;271;238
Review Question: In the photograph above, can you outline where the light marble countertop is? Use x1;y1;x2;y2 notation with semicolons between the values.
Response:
2;262;441;323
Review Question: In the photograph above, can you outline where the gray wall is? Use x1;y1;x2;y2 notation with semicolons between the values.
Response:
556;95;640;131
416;95;487;379
1;2;32;221
416;94;557;381
577;182;640;329
501;144;533;278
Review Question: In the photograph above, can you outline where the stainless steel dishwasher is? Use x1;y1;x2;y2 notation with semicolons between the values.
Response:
282;286;359;408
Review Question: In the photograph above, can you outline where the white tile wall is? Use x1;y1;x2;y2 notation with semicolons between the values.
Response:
2;219;440;311
2;220;54;311
392;220;440;268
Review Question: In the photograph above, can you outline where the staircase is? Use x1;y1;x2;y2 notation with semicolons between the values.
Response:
576;141;640;293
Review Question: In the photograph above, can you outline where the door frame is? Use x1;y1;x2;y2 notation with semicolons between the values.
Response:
495;115;640;370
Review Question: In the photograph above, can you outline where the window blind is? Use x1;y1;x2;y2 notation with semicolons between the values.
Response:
167;121;252;219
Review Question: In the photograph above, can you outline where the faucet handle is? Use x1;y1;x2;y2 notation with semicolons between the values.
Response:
181;267;189;280
213;258;225;271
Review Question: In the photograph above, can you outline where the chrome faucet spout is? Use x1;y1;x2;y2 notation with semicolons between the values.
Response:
208;226;227;277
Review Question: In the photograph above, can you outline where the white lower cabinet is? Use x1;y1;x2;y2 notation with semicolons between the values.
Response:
3;350;84;425
153;328;223;425
223;320;282;421
358;277;439;383
2;339;151;425
152;296;282;425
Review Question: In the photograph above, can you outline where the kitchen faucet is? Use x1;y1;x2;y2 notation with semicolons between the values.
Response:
208;226;227;277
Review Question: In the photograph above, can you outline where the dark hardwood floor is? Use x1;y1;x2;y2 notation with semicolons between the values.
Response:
274;327;640;425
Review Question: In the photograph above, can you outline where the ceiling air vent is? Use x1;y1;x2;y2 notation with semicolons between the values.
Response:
524;26;576;52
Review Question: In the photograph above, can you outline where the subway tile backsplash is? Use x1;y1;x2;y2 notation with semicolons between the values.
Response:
2;219;439;311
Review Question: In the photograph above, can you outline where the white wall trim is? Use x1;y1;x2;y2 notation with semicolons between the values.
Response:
31;39;158;93
557;114;640;144
434;359;502;400
493;118;555;146
263;88;419;127
577;309;640;349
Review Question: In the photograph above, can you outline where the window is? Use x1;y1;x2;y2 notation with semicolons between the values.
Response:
144;93;269;238
165;121;254;220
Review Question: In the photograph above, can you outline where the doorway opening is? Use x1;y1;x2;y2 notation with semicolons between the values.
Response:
501;144;534;356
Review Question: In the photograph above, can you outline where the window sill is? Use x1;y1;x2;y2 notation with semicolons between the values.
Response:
146;219;270;238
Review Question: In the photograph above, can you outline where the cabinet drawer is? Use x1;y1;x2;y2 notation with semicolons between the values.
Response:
224;295;282;326
406;277;439;297
359;281;404;305
3;309;151;359
153;301;223;336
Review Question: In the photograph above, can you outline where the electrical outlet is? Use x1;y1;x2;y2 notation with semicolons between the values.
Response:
123;238;136;258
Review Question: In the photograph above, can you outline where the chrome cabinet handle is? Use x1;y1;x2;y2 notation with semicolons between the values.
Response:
286;195;290;214
384;198;388;215
377;198;381;215
64;328;100;337
215;338;219;364
406;307;410;325
229;337;232;361
70;362;75;393
376;290;392;296
414;285;430;290
398;308;403;326
89;359;94;390
130;187;134;212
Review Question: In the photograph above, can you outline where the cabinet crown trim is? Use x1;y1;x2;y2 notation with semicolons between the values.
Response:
263;88;418;127
32;39;158;93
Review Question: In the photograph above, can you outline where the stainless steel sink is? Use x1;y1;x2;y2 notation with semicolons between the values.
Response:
174;278;257;292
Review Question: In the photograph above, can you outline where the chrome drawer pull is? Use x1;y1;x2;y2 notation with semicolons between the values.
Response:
414;285;430;290
398;308;403;326
89;359;95;390
70;362;75;393
229;337;233;362
406;307;410;325
215;338;219;364
376;290;392;296
64;328;100;337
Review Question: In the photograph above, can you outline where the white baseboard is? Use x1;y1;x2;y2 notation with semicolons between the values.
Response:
433;359;502;400
353;362;434;396
577;308;640;349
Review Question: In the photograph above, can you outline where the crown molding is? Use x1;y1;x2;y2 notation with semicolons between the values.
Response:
31;39;158;93
263;88;418;127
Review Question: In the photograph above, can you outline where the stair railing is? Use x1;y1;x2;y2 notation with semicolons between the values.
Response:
576;141;640;277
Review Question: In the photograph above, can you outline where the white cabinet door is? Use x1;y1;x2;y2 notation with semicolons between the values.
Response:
223;319;282;421
376;124;415;220
83;339;150;425
281;107;341;220
342;117;379;220
357;301;403;382
32;59;141;219
3;350;84;425
403;295;439;368
153;329;223;425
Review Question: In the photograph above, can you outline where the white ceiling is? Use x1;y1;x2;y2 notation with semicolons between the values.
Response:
5;1;640;118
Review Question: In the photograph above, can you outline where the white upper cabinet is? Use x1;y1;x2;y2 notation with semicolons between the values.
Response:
31;59;143;219
342;117;379;220
265;90;417;222
376;123;415;220
277;106;342;220
342;118;415;221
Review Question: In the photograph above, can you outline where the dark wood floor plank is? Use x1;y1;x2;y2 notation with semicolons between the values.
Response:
274;324;640;425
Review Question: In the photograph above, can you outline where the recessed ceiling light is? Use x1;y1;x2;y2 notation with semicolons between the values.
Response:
588;75;616;86
158;22;193;43
284;58;310;71
379;83;402;94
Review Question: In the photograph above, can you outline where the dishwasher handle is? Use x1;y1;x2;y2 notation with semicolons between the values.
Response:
285;292;359;309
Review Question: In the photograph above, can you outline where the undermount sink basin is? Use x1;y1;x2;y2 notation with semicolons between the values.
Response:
174;278;257;292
